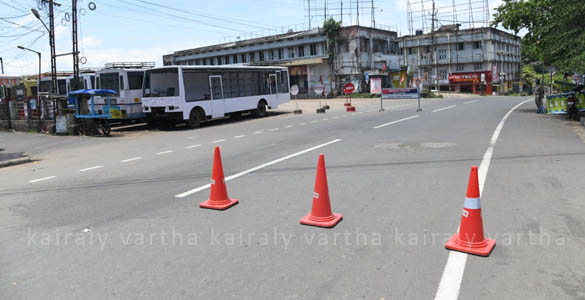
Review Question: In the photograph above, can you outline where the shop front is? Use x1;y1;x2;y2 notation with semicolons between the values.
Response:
448;71;493;95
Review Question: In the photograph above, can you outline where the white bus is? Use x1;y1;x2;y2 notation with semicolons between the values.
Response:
142;65;290;128
94;62;154;120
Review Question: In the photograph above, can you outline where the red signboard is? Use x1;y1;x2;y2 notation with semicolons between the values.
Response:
343;82;355;94
448;71;492;84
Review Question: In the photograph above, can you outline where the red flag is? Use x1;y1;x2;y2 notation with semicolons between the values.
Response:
382;63;387;72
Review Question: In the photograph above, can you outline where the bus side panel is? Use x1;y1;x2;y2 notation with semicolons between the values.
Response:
181;101;212;120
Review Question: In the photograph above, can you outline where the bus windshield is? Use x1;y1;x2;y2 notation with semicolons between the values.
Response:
100;72;120;95
143;68;180;97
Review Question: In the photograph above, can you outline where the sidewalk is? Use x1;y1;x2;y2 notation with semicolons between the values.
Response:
0;150;30;168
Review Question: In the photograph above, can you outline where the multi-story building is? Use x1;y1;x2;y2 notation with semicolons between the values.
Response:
163;26;401;96
399;25;521;94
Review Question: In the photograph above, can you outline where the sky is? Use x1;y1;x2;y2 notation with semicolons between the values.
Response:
0;0;504;76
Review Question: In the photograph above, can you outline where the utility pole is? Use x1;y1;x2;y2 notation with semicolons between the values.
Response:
308;0;311;29
340;0;343;24
72;0;80;90
0;57;4;74
324;0;327;21
40;0;60;96
356;0;359;26
371;0;375;28
431;0;436;90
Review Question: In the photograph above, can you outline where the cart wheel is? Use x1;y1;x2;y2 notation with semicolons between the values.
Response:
101;121;111;136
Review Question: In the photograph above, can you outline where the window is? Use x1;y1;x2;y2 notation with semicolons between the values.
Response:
217;57;222;65
438;49;447;60
100;73;120;95
143;68;180;98
360;38;370;52
474;63;483;70
241;53;247;63
337;40;349;52
91;75;95;88
182;71;209;101
289;47;295;58
310;44;317;56
128;71;144;90
473;41;482;49
456;64;464;71
232;55;238;64
268;49;274;60
259;51;264;61
195;59;200;65
119;75;125;90
457;43;464;51
438;68;447;80
298;46;304;57
408;47;414;54
278;48;283;59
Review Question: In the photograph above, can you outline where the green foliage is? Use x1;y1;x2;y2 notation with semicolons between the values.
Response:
493;0;585;73
323;18;341;60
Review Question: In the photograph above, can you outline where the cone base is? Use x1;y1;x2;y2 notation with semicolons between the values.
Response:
199;198;239;210
445;233;496;257
300;213;343;228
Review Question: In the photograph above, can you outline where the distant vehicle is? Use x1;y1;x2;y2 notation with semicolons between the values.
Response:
94;62;155;121
142;65;291;128
39;76;67;96
430;89;440;94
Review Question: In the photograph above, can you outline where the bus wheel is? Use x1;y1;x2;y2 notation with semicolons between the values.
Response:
254;100;267;118
186;108;202;129
100;121;111;136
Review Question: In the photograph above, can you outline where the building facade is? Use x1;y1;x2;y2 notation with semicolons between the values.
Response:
163;26;401;96
399;26;521;94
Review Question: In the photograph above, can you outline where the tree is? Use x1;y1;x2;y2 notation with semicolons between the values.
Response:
493;0;585;73
323;18;341;95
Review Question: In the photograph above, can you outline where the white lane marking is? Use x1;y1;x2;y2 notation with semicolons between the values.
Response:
175;138;342;198
234;135;246;138
333;116;339;119
433;105;456;113
186;144;201;149
464;100;479;104
311;120;318;123
79;165;103;172
121;157;142;163
212;139;226;143
433;98;532;300
253;131;263;134
374;115;419;129
342;115;348;117
285;125;294;128
322;118;329;121
269;128;279;131
299;122;306;126
29;176;56;183
156;150;174;155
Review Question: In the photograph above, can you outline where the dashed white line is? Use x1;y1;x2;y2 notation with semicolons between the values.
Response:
234;135;246;138
175;138;342;198
211;139;226;143
322;118;329;121
253;131;263;134
310;120;318;123
464;100;479;104
432;105;456;113
342;115;348;117
156;150;174;155
186;144;201;149
29;176;56;183
374;115;420;129
433;98;532;300
79;165;103;172
269;128;279;131
298;122;306;126
121;157;142;163
285;125;294;128
333;116;339;119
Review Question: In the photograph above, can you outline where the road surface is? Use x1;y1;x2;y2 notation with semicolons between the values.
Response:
1;96;584;299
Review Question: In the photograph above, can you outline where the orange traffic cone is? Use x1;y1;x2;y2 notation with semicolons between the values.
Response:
300;154;343;228
200;146;239;210
445;166;495;256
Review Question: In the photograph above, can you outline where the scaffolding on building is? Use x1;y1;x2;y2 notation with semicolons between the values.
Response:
406;0;490;35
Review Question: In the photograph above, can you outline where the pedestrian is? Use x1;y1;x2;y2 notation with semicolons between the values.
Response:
535;79;544;113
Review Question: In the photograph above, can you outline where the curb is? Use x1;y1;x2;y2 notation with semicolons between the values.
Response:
0;156;32;168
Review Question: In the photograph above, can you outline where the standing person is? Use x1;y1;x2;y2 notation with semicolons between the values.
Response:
535;79;544;113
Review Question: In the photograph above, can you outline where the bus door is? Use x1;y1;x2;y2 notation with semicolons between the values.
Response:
209;75;224;118
269;73;278;105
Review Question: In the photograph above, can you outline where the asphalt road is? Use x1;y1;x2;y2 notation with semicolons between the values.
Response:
1;96;584;299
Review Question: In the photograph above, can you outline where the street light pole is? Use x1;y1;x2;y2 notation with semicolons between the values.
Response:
17;46;41;120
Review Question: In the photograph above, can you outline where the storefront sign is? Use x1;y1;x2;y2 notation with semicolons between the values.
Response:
370;78;382;94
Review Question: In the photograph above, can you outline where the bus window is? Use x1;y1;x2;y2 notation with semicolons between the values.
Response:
96;77;100;89
128;72;144;90
143;68;180;97
183;71;209;102
100;73;120;95
279;70;289;93
91;76;96;88
120;75;125;90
